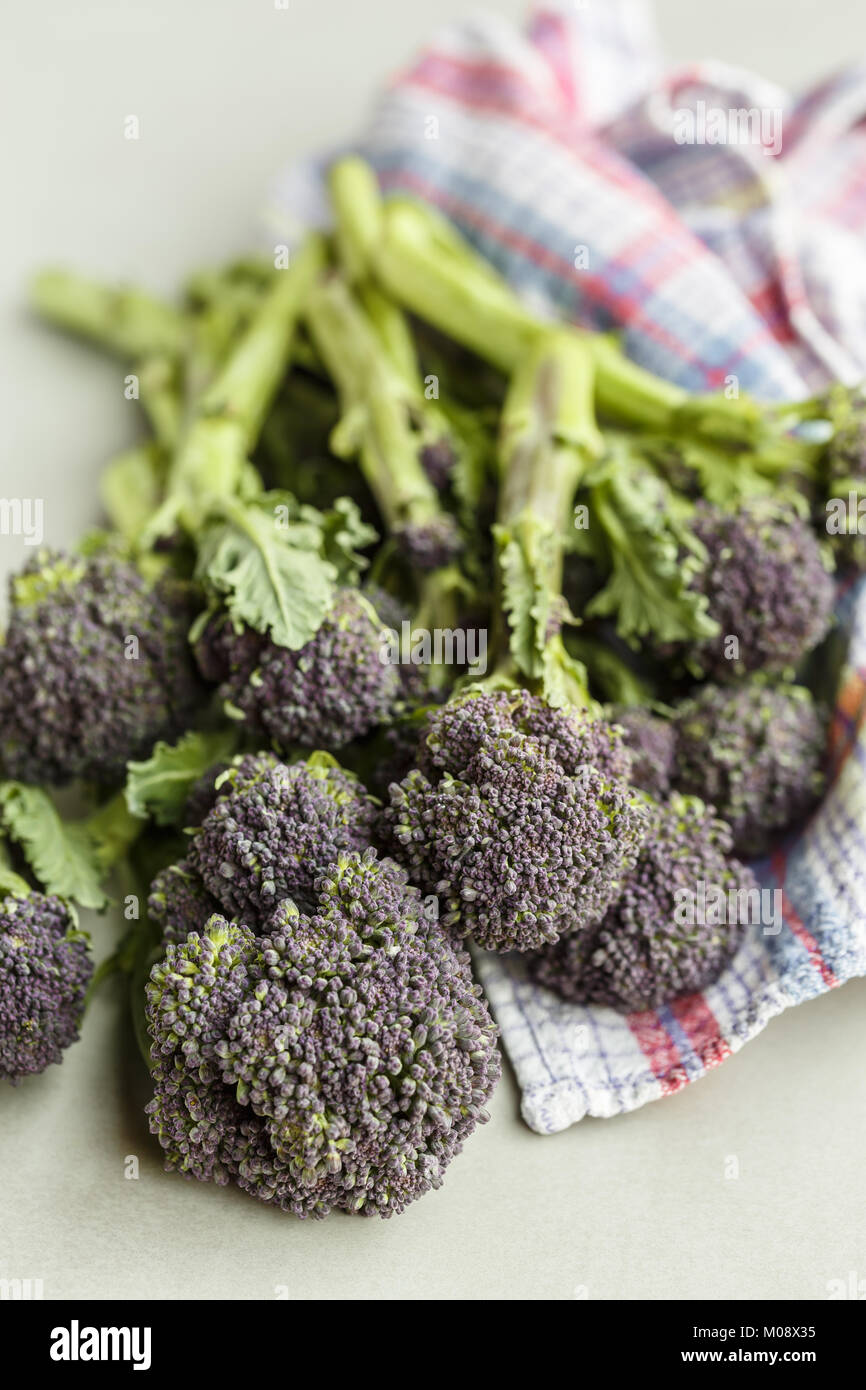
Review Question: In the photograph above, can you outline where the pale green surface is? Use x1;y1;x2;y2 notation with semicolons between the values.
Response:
1;0;865;1300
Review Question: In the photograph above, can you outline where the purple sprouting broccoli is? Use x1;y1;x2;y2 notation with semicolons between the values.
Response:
144;849;500;1218
1;870;93;1084
392;515;462;572
673;681;827;857
419;438;458;491
194;588;403;751
180;751;378;927
148;860;223;947
0;547;203;786
527;795;753;1011
384;689;648;952
815;383;866;571
610;706;677;798
684;500;834;679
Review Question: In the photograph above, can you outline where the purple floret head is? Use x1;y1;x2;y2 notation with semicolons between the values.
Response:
194;588;401;749
393;514;462;571
527;795;753;1011
187;751;378;924
145;850;500;1218
419;438;458;491
1;889;92;1083
0;547;203;785
686;500;834;679
384;689;648;952
673;681;826;857
610;705;677;798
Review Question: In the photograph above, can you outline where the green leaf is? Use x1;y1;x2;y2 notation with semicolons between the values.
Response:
495;521;576;685
311;496;378;587
540;636;594;711
196;495;338;649
125;729;238;827
585;460;719;646
0;783;108;910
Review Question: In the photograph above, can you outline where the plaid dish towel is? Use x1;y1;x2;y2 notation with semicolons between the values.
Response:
269;0;866;1132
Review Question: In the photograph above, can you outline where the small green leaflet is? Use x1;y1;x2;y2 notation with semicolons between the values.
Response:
585;462;718;645
125;729;238;826
0;783;108;910
311;496;378;587
196;495;338;650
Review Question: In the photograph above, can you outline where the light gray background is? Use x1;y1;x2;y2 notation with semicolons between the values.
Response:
1;0;864;1301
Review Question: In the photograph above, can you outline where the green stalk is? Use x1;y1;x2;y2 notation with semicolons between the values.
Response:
31;269;185;359
588;335;687;431
137;354;182;447
375;199;542;373
165;235;326;520
491;332;602;702
304;274;444;536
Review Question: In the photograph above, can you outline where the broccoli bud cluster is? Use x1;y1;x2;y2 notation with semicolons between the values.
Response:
392;514;462;571
1;889;92;1083
610;706;677;798
194;589;402;750
0;548;203;785
384;690;648;952
149;752;379;942
687;501;834;679
527;795;753;1011
674;681;826;857
145;850;500;1218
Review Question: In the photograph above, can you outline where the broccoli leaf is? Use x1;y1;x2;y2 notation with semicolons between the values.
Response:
125;729;238;826
196;494;338;649
0;783;108;910
585;459;719;645
312;496;378;586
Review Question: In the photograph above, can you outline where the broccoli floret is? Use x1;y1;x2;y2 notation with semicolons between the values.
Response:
1;879;92;1083
419;438;458;491
148;859;223;946
816;383;866;571
527;795;753;1010
186;751;378;923
145;850;500;1218
685;501;834;679
384;690;648;952
182;760;234;828
610;706;677;798
673;681;826;856
194;588;402;750
0;547;202;785
392;515;462;571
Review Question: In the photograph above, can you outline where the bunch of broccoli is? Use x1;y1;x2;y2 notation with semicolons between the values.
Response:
1;152;854;1221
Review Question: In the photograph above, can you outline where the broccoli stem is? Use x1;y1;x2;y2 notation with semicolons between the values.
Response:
304;275;445;536
362;181;793;448
167;235;326;515
499;330;602;583
31;269;185;360
374;198;542;373
490;332;602;699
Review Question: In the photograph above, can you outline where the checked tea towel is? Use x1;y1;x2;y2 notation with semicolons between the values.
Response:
269;0;866;1132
